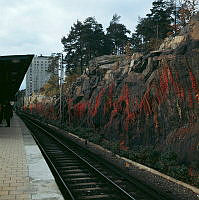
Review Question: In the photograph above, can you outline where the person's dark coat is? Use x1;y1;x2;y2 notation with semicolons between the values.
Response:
0;105;3;123
2;103;13;127
2;103;13;119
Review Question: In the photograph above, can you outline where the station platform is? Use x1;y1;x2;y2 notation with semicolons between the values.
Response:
0;113;64;200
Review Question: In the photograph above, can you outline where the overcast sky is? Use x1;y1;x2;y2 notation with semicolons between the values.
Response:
0;0;154;89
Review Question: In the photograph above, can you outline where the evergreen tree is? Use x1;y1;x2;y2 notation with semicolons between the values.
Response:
130;33;143;52
132;0;174;52
62;17;106;74
61;20;84;74
106;14;131;55
82;17;106;63
147;0;174;39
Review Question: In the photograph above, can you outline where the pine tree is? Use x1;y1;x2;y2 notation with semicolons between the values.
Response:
146;0;174;39
132;0;174;52
62;17;106;74
130;33;143;52
82;17;106;64
106;14;131;55
61;20;84;74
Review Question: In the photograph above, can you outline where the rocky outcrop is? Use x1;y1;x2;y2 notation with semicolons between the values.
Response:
25;15;199;172
63;14;199;167
159;35;185;50
160;13;199;53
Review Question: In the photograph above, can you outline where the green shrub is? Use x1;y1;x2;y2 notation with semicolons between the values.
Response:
128;150;137;161
89;134;101;144
146;150;161;166
160;151;178;167
168;165;190;182
109;142;120;154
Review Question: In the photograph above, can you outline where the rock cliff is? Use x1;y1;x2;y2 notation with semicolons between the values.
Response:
64;14;199;167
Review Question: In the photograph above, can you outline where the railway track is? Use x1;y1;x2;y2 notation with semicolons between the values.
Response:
19;113;171;200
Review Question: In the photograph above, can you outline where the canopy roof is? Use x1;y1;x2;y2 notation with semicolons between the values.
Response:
0;55;34;102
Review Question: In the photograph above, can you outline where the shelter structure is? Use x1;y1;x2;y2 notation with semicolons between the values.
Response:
0;54;34;103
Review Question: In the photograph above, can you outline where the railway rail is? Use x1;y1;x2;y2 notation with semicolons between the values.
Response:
19;112;172;200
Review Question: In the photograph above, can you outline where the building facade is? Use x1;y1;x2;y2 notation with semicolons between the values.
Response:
26;55;52;96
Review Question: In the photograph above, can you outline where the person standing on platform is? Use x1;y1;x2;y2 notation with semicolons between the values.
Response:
2;102;13;127
0;104;3;125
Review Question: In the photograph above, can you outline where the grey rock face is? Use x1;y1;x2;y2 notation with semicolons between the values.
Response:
52;15;199;167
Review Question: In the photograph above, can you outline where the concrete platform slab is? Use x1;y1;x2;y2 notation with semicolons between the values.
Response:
0;113;64;200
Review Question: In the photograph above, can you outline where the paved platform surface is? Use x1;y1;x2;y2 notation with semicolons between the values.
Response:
0;113;64;200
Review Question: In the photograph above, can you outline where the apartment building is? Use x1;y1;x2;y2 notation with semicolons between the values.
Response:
26;55;52;96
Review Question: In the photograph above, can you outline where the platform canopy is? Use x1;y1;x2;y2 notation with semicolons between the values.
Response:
0;54;34;102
